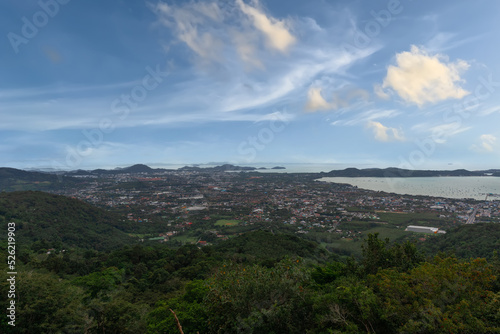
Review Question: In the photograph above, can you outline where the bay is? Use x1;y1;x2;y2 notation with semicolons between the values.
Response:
317;176;500;201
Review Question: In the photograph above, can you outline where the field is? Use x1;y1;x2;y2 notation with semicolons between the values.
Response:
315;212;452;256
215;219;240;226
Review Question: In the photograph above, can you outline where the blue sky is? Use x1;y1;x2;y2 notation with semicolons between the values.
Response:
1;0;500;170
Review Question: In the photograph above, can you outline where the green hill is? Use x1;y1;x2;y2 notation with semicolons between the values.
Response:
213;230;328;264
418;223;500;259
0;167;81;192
0;191;134;250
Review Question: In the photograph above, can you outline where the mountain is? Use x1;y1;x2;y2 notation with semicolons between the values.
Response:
0;191;134;250
179;164;257;172
119;164;155;173
323;167;492;177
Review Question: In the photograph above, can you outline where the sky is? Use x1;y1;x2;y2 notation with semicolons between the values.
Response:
1;0;500;170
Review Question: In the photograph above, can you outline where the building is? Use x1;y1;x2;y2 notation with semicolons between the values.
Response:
405;225;446;234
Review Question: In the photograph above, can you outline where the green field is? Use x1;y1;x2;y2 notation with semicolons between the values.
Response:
170;234;198;244
316;213;451;257
215;219;239;226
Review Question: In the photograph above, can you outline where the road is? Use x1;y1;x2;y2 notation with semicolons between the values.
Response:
466;206;478;224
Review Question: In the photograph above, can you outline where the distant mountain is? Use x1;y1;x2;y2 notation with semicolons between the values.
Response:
65;164;170;176
271;166;286;170
120;164;154;173
179;164;257;172
322;167;494;177
0;191;134;250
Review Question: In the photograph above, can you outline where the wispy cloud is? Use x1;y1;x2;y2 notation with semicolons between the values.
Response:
412;122;471;144
339;109;401;126
480;134;497;151
379;45;470;106
153;0;295;68
306;86;370;112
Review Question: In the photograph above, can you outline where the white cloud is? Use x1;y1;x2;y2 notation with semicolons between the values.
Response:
340;109;400;126
381;45;470;106
480;134;496;152
154;2;223;63
153;0;295;68
367;121;405;142
428;123;470;143
236;0;296;53
305;87;331;111
305;86;370;112
373;83;390;100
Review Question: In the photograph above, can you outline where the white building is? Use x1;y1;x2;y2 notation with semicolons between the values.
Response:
405;225;446;234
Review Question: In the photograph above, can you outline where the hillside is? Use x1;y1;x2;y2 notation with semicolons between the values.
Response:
418;223;500;259
0;191;134;250
213;230;328;263
0;167;82;192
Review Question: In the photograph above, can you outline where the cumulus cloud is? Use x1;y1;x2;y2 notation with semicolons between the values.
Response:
367;121;405;142
236;0;296;53
381;45;470;106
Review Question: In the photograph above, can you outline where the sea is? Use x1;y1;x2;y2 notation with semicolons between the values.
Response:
317;176;500;201
147;163;500;201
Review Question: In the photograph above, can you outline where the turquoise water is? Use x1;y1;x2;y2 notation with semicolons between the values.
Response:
317;177;500;200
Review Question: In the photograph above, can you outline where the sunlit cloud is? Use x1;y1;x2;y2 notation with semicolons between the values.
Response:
367;121;405;142
305;87;331;111
153;2;224;64
306;86;370;112
236;0;296;53
380;45;470;106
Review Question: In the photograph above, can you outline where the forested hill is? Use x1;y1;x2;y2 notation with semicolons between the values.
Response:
213;230;328;263
0;167;81;191
322;167;498;177
0;191;133;250
419;223;500;259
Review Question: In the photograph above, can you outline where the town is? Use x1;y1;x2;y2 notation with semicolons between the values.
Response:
53;168;500;255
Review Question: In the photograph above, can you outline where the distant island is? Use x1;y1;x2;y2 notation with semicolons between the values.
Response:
322;167;500;178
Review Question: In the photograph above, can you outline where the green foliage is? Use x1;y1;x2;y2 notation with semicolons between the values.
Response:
311;261;348;285
148;280;208;334
0;271;86;333
214;230;327;265
204;257;314;334
362;233;424;275
419;223;500;259
0;191;134;250
371;256;499;333
74;267;125;298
